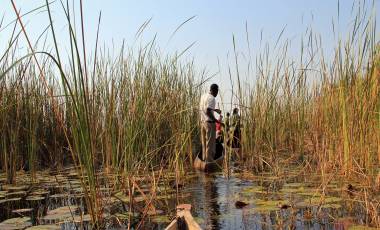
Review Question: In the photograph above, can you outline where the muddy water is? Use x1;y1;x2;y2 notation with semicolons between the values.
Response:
0;169;377;229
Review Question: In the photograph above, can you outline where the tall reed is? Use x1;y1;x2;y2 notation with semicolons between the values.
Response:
232;3;379;179
1;1;203;227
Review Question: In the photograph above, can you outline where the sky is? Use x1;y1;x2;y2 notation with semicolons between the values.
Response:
1;0;379;106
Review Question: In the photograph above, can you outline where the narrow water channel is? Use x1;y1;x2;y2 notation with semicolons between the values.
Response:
182;172;370;230
0;169;376;229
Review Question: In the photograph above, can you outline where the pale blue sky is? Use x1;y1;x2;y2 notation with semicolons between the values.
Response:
1;0;379;105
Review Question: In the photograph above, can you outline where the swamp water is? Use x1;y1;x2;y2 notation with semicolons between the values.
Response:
0;168;378;230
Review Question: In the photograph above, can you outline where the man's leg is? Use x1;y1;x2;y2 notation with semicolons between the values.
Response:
206;122;216;162
201;122;207;161
210;123;216;160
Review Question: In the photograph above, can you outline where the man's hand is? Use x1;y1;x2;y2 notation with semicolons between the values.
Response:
214;109;222;114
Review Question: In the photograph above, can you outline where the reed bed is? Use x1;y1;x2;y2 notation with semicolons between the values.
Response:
237;9;380;177
1;1;202;227
0;40;201;227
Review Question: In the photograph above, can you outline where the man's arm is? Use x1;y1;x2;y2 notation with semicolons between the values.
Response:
206;108;219;122
206;96;220;122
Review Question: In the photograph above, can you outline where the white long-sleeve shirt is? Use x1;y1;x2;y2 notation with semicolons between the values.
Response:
199;93;216;122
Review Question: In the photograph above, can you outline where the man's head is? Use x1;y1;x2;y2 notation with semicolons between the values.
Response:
233;108;239;114
210;84;219;97
226;112;230;117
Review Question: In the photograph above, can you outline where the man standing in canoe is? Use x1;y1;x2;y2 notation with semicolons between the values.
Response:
199;84;221;162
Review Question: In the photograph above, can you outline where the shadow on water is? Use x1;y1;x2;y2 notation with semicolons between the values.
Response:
203;174;220;230
187;173;249;230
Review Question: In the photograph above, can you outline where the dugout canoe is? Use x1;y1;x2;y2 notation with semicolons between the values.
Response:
165;204;201;230
193;153;224;172
194;141;224;172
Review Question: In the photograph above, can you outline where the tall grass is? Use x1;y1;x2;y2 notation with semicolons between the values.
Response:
233;3;379;179
1;0;202;227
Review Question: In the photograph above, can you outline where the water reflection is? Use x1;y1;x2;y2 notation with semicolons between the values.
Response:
185;173;363;230
190;173;244;229
203;174;220;230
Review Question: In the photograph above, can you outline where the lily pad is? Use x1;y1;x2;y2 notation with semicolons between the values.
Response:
307;196;342;204
6;191;27;198
114;191;189;204
243;199;290;213
43;206;78;221
320;203;342;209
26;196;45;201
296;196;342;208
3;185;29;192
255;199;290;206
71;214;92;223
26;225;61;230
114;212;140;220
12;208;34;214
31;189;49;196
280;187;305;193
50;193;69;199
283;183;305;188
241;186;266;195
0;197;21;204
151;215;171;223
0;217;32;230
253;205;280;212
348;226;379;230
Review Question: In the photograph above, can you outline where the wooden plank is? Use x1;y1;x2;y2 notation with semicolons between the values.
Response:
165;204;202;230
164;219;178;230
179;210;202;230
